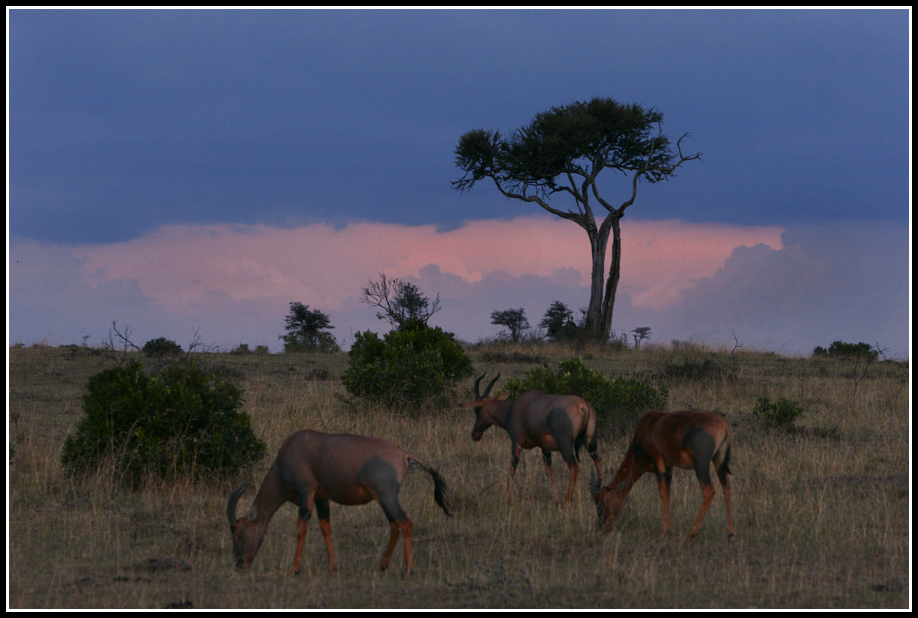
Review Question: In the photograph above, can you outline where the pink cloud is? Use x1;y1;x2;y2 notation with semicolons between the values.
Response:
10;217;907;358
70;216;784;316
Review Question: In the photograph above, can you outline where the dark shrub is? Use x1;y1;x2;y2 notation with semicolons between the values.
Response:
752;396;805;428
813;341;878;360
142;337;183;358
341;322;474;411
61;359;265;485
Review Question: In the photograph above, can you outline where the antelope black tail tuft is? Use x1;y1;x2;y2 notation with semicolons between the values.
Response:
428;467;453;517
409;458;453;517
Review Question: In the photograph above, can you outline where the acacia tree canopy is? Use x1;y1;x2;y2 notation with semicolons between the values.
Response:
453;97;700;342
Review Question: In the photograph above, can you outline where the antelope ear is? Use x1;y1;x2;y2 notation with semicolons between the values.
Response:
459;400;480;408
496;393;509;400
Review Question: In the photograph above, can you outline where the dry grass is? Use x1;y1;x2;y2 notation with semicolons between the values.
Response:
7;343;910;609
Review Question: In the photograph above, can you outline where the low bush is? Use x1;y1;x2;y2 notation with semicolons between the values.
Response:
142;337;183;358
341;322;474;411
61;359;265;486
812;340;878;360
752;395;805;428
502;357;668;440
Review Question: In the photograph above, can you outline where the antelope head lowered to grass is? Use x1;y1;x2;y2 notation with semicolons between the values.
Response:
227;430;452;575
460;372;602;504
590;410;734;540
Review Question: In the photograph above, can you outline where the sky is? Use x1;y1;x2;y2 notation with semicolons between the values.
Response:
7;9;911;358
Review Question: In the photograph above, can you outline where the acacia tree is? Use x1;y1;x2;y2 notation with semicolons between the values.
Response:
281;302;340;353
631;326;652;349
453;97;700;342
490;308;530;342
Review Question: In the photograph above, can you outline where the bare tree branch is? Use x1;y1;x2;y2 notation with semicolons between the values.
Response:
101;321;141;366
361;272;441;329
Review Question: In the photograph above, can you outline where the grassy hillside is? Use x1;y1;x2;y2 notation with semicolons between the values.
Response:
7;342;910;608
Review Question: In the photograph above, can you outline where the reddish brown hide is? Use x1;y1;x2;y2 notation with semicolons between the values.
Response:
227;430;452;575
590;411;734;539
461;372;602;504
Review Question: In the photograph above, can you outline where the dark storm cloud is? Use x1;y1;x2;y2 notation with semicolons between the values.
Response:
10;9;909;245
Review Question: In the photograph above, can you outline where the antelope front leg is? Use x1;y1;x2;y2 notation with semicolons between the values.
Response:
318;520;335;574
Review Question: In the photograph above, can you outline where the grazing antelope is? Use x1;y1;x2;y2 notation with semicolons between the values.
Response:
460;372;602;504
227;430;452;575
590;410;734;539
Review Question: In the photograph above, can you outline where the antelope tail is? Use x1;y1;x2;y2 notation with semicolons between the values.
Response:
409;457;453;517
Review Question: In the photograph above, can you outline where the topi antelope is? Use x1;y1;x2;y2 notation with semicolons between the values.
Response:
590;410;734;539
227;430;452;575
460;372;602;504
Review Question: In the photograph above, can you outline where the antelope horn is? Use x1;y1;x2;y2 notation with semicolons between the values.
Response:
482;372;501;398
473;373;486;399
227;483;248;524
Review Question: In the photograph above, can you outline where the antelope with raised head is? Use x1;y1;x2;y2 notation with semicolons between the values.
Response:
460;372;602;504
227;430;452;575
590;410;734;539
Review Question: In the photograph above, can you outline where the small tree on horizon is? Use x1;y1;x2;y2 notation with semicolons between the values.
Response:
280;302;340;353
540;301;579;342
631;326;652;349
490;308;530;342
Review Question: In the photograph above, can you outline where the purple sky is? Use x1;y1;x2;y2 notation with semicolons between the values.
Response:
7;9;911;358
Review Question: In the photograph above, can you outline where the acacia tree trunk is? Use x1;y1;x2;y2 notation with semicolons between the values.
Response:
599;215;623;340
582;213;622;343
583;227;606;341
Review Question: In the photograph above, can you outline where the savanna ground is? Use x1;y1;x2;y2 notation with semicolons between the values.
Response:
7;341;911;609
